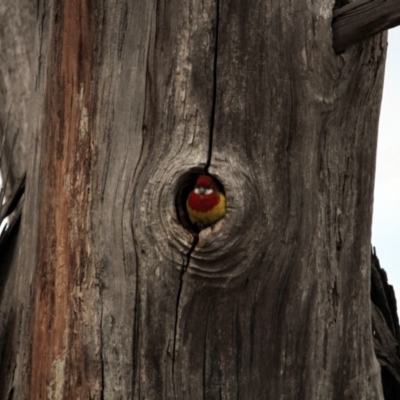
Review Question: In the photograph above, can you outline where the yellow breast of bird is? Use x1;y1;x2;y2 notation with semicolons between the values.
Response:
187;193;226;226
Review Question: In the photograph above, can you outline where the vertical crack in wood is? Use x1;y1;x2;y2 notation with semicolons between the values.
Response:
203;309;210;400
205;0;220;172
132;239;141;398
99;302;105;400
172;235;199;397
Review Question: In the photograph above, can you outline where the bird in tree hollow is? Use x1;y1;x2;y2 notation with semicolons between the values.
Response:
186;175;226;229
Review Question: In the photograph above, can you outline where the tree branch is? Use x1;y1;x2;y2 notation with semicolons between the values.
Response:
332;0;400;53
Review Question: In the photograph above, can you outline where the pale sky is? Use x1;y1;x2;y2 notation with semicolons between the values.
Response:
372;27;400;300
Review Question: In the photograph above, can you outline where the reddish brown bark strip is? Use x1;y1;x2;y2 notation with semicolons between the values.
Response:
333;0;400;52
30;1;96;398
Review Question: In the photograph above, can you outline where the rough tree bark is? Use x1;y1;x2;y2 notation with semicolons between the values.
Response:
371;250;400;399
333;0;400;52
0;0;398;399
0;0;35;191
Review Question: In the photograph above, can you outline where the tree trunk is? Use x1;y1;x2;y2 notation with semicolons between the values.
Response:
0;0;35;191
0;0;392;399
371;250;400;399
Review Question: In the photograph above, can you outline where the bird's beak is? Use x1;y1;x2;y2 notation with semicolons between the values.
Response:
198;187;206;195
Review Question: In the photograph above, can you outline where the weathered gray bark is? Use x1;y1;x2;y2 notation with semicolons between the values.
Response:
333;0;400;52
0;0;35;191
371;250;400;399
0;0;397;399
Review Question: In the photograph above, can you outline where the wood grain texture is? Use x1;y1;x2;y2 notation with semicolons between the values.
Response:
28;1;102;398
0;0;35;190
192;0;387;398
371;250;400;399
333;0;400;52
0;0;392;399
0;176;25;400
0;2;36;399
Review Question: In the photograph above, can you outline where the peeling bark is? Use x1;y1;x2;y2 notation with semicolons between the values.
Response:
29;1;101;398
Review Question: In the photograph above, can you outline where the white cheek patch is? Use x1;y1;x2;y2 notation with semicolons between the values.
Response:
194;187;213;195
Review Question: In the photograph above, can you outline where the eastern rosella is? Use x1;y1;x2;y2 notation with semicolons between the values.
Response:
186;175;226;229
